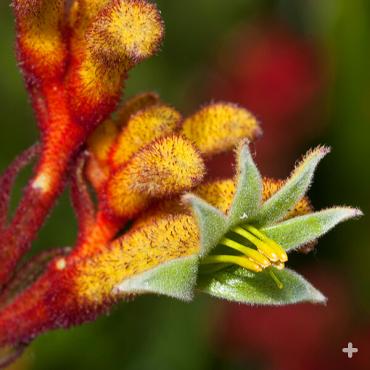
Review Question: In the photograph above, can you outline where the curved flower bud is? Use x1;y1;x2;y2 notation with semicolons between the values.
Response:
13;0;67;81
85;95;175;187
87;93;160;165
106;135;205;218
66;0;164;125
181;102;262;155
110;104;182;167
87;0;164;67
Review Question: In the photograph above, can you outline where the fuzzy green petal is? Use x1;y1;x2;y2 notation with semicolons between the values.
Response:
228;143;262;227
183;194;228;256
198;267;326;305
262;207;363;251
113;255;199;301
253;146;330;227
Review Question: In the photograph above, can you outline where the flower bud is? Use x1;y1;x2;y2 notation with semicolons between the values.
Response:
14;0;66;81
110;104;181;167
106;136;205;218
87;0;164;68
182;103;262;155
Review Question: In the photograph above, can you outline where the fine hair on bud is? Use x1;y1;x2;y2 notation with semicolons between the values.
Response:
87;0;164;68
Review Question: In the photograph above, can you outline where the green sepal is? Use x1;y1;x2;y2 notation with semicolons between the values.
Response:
262;207;363;251
228;143;262;227
253;146;330;227
183;194;227;257
113;255;199;302
198;266;326;305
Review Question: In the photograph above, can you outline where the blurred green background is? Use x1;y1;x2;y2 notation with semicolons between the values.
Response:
0;0;369;369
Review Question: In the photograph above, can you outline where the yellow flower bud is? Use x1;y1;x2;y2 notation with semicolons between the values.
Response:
87;0;164;68
106;136;205;218
110;104;181;167
14;0;66;80
182;103;262;155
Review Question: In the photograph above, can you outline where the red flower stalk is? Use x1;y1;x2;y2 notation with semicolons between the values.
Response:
0;0;164;287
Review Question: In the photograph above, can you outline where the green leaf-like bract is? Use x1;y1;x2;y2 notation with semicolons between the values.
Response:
114;256;199;301
198;267;326;305
183;194;227;256
228;143;262;227
252;146;330;227
262;207;363;251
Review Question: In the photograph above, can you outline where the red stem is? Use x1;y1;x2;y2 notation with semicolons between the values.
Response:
0;82;86;288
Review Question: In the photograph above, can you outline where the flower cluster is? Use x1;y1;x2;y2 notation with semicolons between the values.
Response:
0;0;361;367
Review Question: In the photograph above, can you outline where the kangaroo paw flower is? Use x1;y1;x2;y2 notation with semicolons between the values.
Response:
185;142;362;304
0;2;363;366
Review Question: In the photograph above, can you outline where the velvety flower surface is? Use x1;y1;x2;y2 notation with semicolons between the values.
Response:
0;1;363;368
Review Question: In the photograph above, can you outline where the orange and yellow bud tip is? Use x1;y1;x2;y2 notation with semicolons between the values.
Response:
182;102;262;156
110;104;182;167
87;0;164;67
106;135;205;218
14;0;66;80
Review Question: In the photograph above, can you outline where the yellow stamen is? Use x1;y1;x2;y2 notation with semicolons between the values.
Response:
220;238;271;268
202;255;262;273
244;225;288;262
232;226;279;262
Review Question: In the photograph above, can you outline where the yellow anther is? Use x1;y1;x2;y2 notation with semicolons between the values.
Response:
220;238;271;268
201;255;262;273
232;226;279;262
244;225;288;263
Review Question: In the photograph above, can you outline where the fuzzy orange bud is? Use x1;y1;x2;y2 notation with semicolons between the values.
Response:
14;0;66;81
85;93;161;189
182;103;262;155
87;93;160;164
87;0;164;68
195;179;236;214
106;135;205;218
66;1;164;125
110;104;182;167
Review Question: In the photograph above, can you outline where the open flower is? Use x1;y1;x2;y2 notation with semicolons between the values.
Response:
0;130;360;360
119;142;361;305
